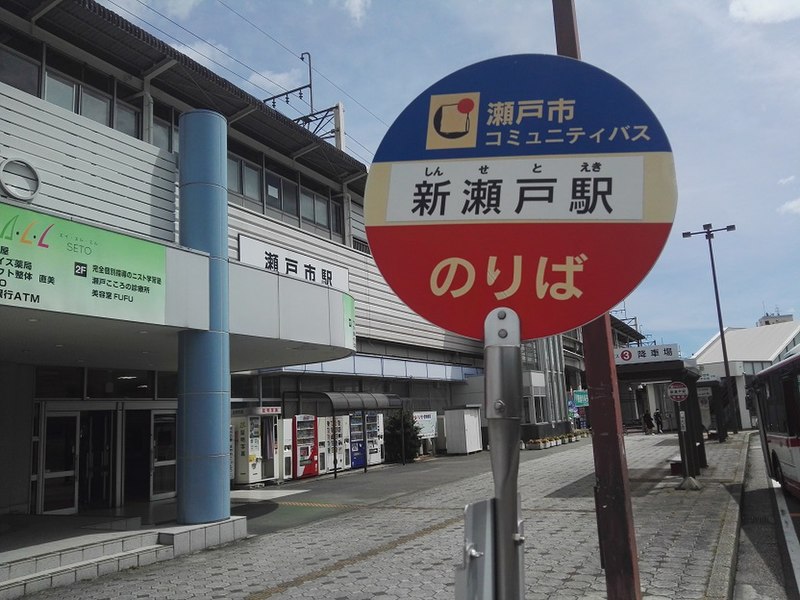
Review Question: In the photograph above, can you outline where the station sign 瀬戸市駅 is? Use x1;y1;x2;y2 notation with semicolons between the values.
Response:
365;54;677;341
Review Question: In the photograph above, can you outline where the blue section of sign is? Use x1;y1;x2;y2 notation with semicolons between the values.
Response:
374;54;671;163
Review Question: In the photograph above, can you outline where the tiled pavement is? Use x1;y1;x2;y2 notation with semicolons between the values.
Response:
22;432;752;600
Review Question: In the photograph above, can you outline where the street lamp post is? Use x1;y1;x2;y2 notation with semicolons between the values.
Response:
682;223;736;442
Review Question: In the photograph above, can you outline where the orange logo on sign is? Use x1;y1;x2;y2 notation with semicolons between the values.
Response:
426;92;480;150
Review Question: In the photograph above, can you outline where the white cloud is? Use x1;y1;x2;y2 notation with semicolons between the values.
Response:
171;40;233;72
729;0;800;23
248;68;307;98
333;0;371;25
160;0;204;20
779;175;796;185
778;197;800;214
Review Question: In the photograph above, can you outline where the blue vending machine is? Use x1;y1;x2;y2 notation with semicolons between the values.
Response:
350;412;366;469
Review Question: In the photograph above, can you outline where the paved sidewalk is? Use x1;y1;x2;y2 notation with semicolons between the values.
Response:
23;432;751;600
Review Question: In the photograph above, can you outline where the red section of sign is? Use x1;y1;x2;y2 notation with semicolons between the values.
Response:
367;221;671;340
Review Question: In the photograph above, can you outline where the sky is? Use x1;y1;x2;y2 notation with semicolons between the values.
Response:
96;0;800;357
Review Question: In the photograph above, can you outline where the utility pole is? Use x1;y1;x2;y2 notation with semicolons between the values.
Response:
552;1;642;598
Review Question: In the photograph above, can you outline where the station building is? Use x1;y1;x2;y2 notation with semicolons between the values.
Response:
0;0;607;521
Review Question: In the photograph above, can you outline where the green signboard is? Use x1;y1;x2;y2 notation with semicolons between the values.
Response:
0;203;166;323
574;390;589;408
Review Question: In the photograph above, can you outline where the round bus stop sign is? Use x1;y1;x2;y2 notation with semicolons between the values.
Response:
365;54;677;340
667;381;689;403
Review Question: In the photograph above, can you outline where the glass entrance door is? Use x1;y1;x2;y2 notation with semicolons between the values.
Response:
42;413;79;514
151;411;176;500
79;411;115;509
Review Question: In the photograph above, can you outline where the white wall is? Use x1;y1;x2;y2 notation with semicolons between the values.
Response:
0;83;177;242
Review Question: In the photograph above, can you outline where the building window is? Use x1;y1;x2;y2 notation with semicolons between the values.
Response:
0;45;39;95
266;172;282;210
80;86;111;126
331;201;343;234
227;156;242;194
300;188;315;221
153;118;172;153
282;179;298;215
115;101;140;138
243;163;261;203
44;71;76;112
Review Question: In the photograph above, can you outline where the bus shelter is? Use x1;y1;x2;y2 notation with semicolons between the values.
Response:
616;359;707;479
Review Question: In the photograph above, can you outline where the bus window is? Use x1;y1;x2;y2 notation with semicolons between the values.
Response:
787;376;800;437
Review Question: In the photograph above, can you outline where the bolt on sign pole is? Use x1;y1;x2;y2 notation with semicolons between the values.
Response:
552;1;642;598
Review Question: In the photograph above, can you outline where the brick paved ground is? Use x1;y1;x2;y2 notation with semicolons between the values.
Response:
24;432;750;600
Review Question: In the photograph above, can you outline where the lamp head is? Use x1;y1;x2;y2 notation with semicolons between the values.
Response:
682;231;692;238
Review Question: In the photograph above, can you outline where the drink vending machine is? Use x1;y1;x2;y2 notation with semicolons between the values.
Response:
350;412;366;469
231;406;281;485
282;418;293;481
318;415;351;474
232;416;261;485
292;414;319;479
366;412;385;466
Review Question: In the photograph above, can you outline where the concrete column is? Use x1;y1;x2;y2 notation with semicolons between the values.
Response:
177;110;230;524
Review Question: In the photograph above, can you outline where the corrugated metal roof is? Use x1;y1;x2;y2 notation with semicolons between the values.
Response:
693;320;800;364
2;0;367;195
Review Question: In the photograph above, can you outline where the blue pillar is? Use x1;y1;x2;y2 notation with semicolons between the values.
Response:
176;110;230;524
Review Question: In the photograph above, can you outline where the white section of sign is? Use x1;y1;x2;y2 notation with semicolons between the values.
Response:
668;382;689;402
615;344;680;365
385;155;644;223
697;387;712;398
413;411;438;439
238;235;349;293
680;411;687;432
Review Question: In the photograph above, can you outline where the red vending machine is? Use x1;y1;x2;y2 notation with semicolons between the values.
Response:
292;414;319;479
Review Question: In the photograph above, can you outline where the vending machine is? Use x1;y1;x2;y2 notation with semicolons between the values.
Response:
317;416;329;475
330;415;351;473
350;412;366;469
232;416;262;485
231;407;281;484
282;418;293;481
292;414;319;479
366;412;385;466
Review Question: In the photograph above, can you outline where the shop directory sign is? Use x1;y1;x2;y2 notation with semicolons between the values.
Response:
365;54;677;340
0;203;166;322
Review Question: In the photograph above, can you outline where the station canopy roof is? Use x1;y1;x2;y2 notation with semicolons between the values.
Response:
283;391;404;414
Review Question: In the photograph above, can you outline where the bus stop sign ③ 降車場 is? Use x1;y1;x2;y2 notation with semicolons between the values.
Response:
364;54;677;341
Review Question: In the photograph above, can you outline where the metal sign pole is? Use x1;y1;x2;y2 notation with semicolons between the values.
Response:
485;308;524;600
455;307;524;600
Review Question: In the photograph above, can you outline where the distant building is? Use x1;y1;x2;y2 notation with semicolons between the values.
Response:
693;317;800;429
757;312;794;327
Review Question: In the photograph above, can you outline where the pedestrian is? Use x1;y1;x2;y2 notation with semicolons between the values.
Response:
643;411;654;435
654;409;663;433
